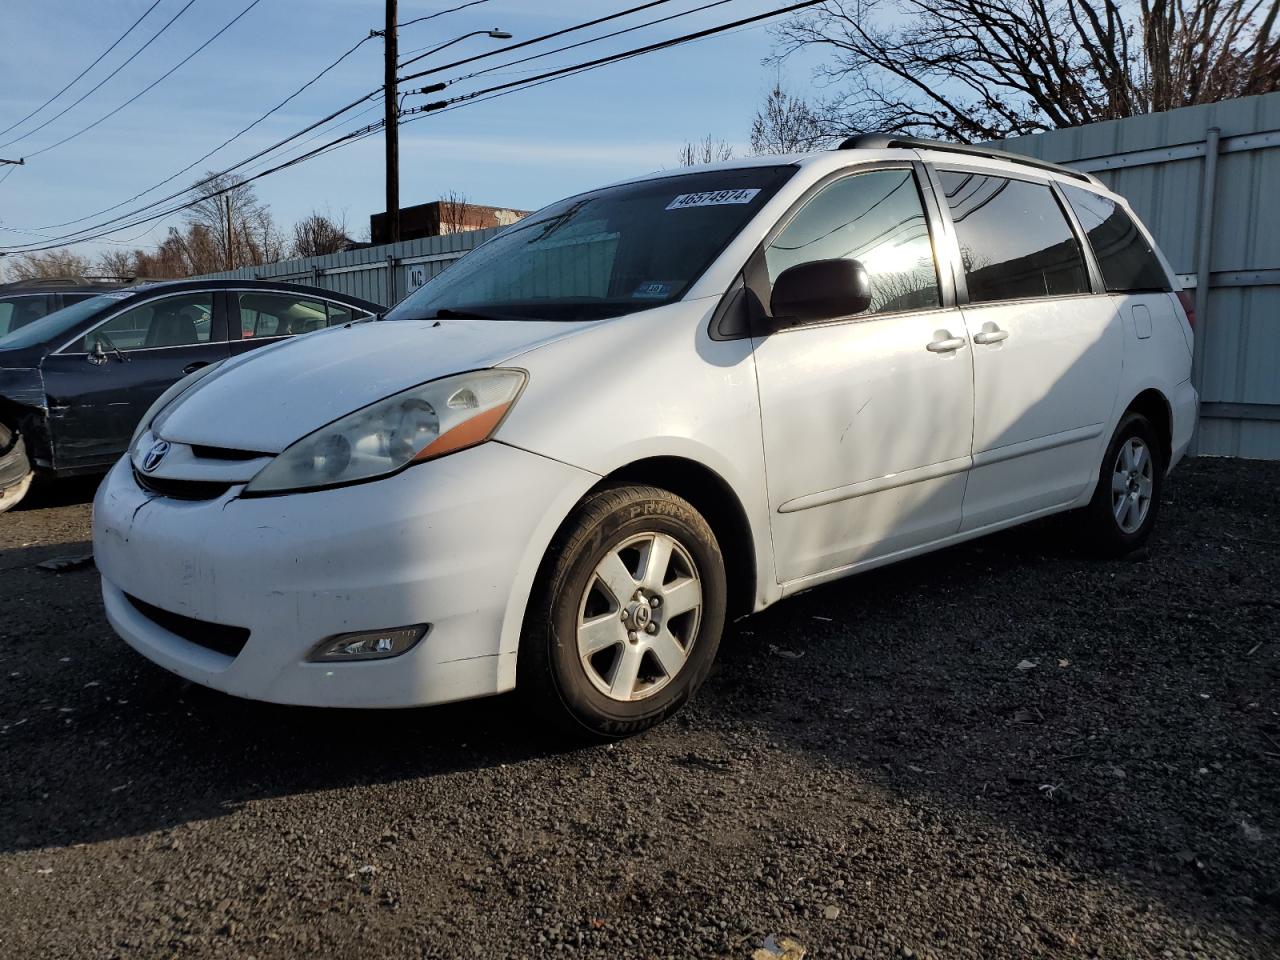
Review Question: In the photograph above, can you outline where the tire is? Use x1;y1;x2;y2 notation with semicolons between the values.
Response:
0;423;34;514
519;483;727;739
1078;412;1164;558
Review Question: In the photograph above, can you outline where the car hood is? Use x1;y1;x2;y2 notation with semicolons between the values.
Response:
158;318;582;452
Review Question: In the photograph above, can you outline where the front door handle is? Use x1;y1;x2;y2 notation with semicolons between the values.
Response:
973;322;1009;345
927;332;966;353
182;362;209;375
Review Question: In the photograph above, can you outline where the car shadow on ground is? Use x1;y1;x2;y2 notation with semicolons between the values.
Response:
0;460;1275;951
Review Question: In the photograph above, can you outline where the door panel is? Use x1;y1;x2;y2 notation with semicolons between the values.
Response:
40;292;228;471
750;165;973;584
958;297;1122;528
933;169;1122;529
754;310;974;582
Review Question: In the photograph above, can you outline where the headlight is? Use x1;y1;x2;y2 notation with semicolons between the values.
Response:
130;359;226;452
243;368;526;495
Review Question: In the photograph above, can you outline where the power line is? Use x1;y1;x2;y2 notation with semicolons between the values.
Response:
446;0;739;87
406;0;824;113
0;0;201;151
0;0;167;141
14;123;384;253
3;1;817;253
398;0;491;35
399;0;675;75
19;35;377;232
19;0;268;161
0;89;378;249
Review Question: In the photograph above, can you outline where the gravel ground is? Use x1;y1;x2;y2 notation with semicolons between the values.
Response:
1;458;1277;959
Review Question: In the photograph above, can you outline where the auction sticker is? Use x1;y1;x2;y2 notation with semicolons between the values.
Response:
666;188;760;210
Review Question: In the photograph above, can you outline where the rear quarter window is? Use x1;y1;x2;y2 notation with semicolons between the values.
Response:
1061;185;1170;292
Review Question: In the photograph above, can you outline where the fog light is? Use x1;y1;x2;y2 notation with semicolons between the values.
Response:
309;625;428;662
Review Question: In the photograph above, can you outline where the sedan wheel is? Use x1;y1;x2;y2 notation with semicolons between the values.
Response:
0;425;34;514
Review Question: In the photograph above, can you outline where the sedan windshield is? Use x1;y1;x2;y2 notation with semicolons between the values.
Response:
387;166;796;322
0;294;122;351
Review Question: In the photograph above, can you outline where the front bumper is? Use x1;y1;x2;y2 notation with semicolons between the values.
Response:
92;443;597;708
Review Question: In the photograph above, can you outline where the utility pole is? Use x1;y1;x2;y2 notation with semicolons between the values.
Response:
0;158;22;166
224;195;235;270
383;0;401;244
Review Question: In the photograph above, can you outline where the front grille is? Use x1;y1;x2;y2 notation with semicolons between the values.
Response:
133;467;232;501
124;593;250;659
189;444;272;461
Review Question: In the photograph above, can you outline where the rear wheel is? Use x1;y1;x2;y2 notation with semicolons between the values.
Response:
1078;412;1163;557
0;423;33;514
519;484;726;739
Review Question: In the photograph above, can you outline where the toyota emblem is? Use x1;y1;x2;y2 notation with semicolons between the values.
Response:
141;439;170;473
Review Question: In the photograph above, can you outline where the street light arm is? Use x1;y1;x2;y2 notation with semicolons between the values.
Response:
398;29;509;70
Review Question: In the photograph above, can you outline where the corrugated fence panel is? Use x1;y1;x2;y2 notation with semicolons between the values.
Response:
192;227;501;311
1001;90;1280;459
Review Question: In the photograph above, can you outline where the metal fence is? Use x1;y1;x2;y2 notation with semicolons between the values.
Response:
194;226;500;308
999;91;1280;459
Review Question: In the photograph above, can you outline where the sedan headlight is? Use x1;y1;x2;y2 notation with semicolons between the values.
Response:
244;368;526;495
130;359;226;452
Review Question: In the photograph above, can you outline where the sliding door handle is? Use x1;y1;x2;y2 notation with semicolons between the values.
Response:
973;322;1009;345
926;334;966;353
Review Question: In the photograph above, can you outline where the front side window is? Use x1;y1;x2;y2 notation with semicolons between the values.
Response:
939;172;1090;303
75;293;214;353
238;292;330;338
387;166;796;322
765;168;940;316
1060;185;1170;293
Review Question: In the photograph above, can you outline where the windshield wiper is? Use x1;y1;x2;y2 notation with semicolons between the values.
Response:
431;307;523;321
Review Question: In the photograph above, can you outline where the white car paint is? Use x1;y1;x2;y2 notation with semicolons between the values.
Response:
93;144;1197;709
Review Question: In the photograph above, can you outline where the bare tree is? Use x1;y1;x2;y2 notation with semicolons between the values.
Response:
185;172;285;270
437;191;472;235
676;135;735;166
291;210;351;257
9;249;95;280
771;0;1280;142
750;81;832;154
95;250;137;280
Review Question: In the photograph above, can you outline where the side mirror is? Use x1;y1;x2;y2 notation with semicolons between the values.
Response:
88;340;108;365
769;258;872;326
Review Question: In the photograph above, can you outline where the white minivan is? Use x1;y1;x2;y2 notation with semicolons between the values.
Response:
93;136;1198;736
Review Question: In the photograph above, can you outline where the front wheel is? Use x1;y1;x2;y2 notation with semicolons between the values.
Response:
1078;412;1164;557
519;484;727;739
0;424;34;514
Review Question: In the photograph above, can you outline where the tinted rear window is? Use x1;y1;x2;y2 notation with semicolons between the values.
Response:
1061;185;1170;293
938;171;1090;303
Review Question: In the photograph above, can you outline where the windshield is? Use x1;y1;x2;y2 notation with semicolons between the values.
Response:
0;294;122;351
387;166;796;322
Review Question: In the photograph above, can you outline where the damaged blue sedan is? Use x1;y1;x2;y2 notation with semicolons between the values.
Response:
0;278;381;512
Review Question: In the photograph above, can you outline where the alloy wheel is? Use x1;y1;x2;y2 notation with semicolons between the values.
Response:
576;532;703;702
1111;436;1154;534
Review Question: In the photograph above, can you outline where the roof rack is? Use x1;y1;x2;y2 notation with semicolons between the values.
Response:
838;133;1097;184
0;275;93;289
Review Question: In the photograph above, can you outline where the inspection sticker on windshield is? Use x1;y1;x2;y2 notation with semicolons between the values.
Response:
666;188;760;210
632;280;675;299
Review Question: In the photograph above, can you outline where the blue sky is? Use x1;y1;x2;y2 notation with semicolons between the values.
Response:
0;0;823;261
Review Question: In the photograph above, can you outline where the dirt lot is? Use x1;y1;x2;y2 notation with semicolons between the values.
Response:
0;458;1277;959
